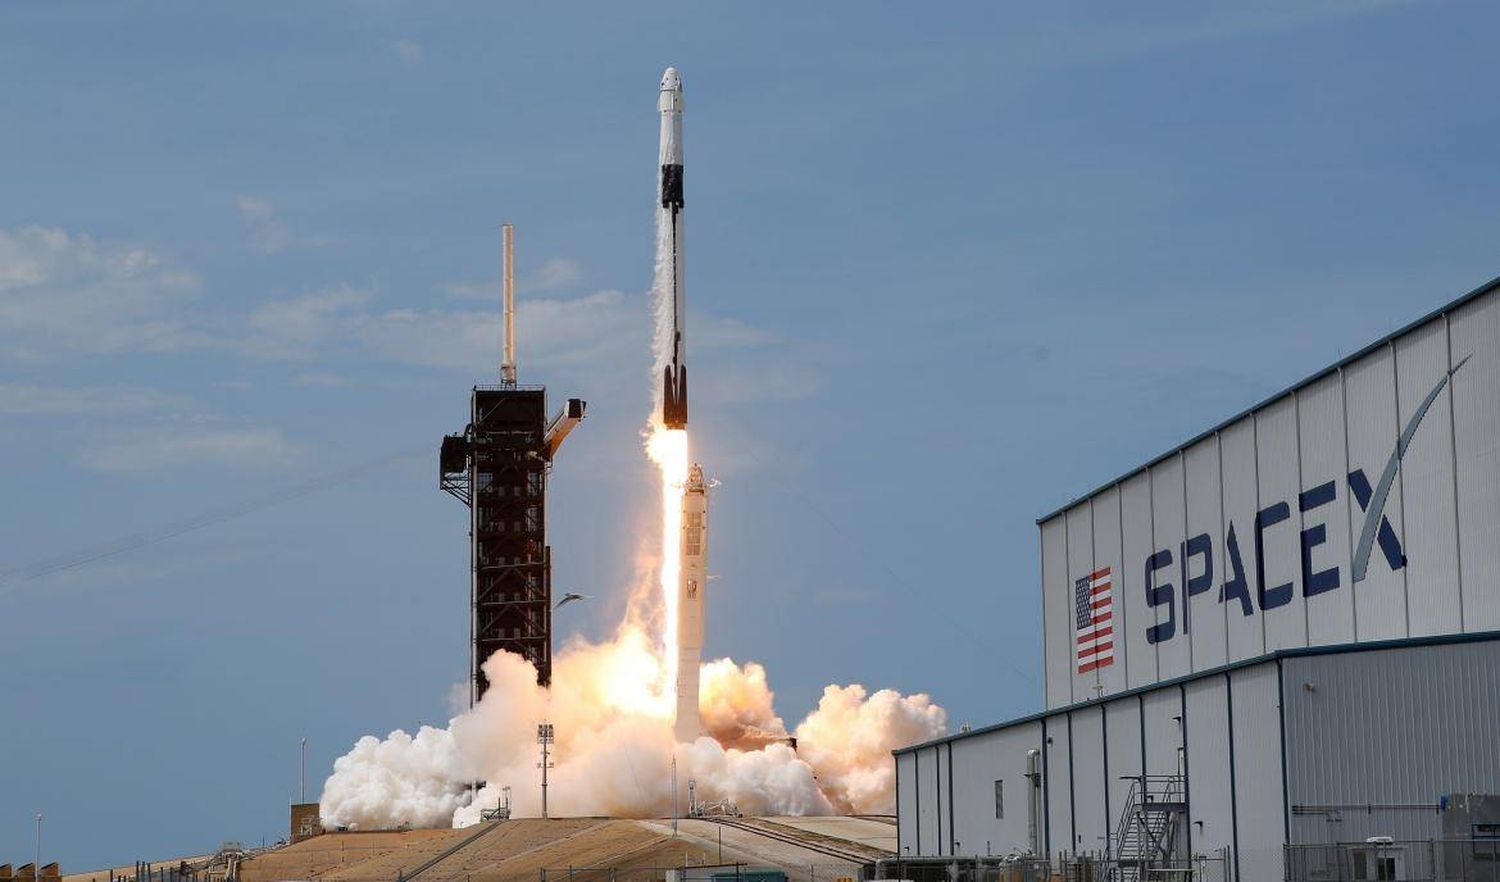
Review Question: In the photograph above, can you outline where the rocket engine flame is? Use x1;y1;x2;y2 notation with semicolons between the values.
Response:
317;66;948;830
646;426;688;697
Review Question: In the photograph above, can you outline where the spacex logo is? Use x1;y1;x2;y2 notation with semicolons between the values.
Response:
1138;357;1469;645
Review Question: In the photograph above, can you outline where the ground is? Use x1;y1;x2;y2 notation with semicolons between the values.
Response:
55;816;894;882
219;817;895;882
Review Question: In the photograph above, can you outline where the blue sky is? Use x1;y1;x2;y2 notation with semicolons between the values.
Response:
4;0;1500;865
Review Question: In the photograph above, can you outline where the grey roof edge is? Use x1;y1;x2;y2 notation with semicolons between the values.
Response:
1036;272;1500;525
892;628;1500;755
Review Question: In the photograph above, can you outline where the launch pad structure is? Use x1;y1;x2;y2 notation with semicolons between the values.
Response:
439;224;584;703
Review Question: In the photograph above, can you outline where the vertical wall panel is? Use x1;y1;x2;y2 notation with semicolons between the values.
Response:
935;740;950;853
1142;689;1183;778
1449;294;1500;631
1092;487;1128;698
1344;344;1409;640
1257;397;1308;651
1121;473;1159;687
1042;518;1072;708
1044;717;1073;857
1297;372;1356;646
1220;418;1265;662
1185;436;1228;672
1067;504;1100;702
1103;698;1142;856
1395;319;1462;636
1184;677;1235;862
1230;663;1285;882
897;751;918;854
1152;456;1192;679
1069;707;1108;856
917;745;940;854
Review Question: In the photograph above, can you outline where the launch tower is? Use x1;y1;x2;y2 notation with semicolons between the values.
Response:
440;225;584;702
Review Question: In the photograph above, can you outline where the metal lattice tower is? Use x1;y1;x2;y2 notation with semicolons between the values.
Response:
442;387;551;698
439;226;585;703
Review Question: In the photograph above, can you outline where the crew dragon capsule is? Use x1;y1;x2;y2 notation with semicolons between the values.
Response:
659;67;688;429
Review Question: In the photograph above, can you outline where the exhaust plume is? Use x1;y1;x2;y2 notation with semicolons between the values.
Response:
321;630;945;828
320;69;946;826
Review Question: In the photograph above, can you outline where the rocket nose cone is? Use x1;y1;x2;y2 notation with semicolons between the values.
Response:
660;67;682;92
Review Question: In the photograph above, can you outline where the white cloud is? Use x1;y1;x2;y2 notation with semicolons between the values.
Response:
246;284;370;359
360;289;642;372
235;195;292;254
442;257;586;300
532;258;583;291
0;384;184;415
393;39;425;64
0;226;201;358
243;285;647;375
79;426;304;472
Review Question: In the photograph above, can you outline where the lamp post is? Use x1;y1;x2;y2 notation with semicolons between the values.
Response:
34;813;42;876
300;737;307;803
537;723;554;819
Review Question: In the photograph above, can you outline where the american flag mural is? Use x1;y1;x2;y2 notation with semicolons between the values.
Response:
1075;567;1114;673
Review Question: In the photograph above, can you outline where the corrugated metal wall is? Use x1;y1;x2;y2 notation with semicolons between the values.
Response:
1103;696;1142;856
897;723;1048;857
1040;284;1500;709
897;656;1282;877
1229;662;1285;882
896;751;917;854
1283;640;1500;844
1184;676;1235;866
1070;705;1108;855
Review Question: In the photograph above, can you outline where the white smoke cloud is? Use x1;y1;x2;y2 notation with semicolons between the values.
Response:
319;140;944;831
321;631;944;828
795;684;947;815
319;726;469;830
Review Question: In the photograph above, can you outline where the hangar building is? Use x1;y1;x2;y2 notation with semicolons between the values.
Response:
895;277;1500;881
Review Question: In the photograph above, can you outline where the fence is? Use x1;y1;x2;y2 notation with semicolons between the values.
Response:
1285;839;1500;882
535;864;861;882
869;849;1229;882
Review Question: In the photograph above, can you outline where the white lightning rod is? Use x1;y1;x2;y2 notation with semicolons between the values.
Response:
501;223;517;385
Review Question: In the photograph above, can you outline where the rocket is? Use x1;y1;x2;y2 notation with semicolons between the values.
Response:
659;67;688;430
674;463;708;742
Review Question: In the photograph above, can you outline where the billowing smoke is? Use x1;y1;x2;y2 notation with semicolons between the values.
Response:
320;100;946;829
320;625;946;828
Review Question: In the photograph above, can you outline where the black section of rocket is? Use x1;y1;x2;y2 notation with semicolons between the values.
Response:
659;67;688;431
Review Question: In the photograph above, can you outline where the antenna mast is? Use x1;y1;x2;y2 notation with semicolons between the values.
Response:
501;223;517;385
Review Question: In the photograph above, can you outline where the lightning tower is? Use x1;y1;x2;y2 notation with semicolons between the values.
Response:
440;225;585;702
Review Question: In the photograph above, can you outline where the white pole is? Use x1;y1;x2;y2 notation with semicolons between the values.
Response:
671;755;678;837
501;224;516;384
35;813;42;877
300;737;307;803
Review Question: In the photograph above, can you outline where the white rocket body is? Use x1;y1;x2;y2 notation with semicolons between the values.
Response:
659;67;688;429
674;463;708;742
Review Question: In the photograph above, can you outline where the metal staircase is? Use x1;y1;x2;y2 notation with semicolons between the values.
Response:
1112;774;1187;881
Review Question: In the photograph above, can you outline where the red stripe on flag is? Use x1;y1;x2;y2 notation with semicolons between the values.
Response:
1077;627;1113;645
